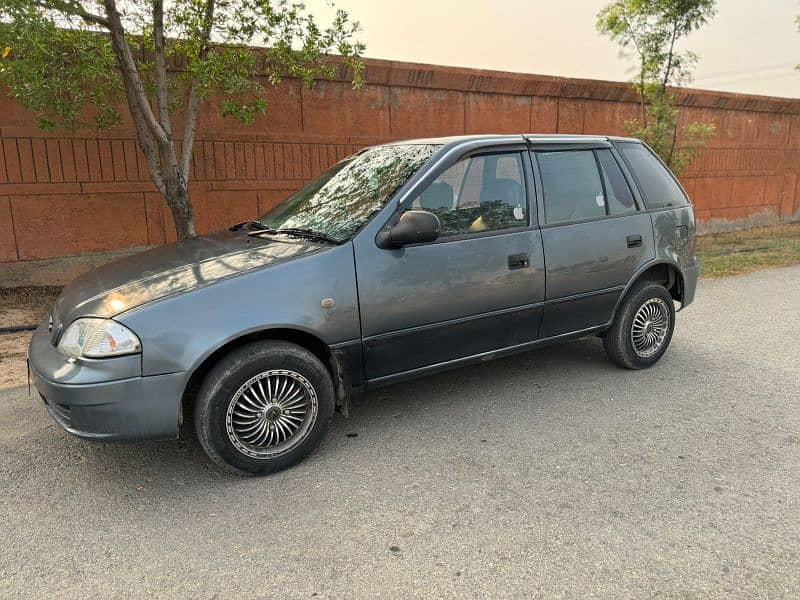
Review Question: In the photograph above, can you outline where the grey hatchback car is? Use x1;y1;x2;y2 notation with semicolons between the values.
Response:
29;134;699;475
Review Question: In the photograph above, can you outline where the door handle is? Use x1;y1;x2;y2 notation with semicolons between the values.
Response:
508;253;530;270
626;234;643;248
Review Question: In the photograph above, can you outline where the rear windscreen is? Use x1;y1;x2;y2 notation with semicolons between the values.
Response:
617;142;689;209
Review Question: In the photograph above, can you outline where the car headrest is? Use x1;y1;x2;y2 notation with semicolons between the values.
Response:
480;178;523;207
419;181;454;211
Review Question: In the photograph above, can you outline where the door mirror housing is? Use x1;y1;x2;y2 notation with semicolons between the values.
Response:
376;210;441;249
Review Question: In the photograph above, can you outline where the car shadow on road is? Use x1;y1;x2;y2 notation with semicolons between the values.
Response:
53;337;617;482
4;332;725;498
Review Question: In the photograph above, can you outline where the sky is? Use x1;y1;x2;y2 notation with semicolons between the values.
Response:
305;0;800;99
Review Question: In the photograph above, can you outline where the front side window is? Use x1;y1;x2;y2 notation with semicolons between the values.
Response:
409;152;527;237
537;150;606;224
617;142;688;209
260;144;440;242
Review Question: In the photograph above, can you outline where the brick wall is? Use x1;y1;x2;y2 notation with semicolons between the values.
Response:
1;58;799;285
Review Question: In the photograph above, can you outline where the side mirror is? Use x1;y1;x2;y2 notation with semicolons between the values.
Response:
376;210;441;249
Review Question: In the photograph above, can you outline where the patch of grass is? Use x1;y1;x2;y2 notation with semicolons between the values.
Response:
697;222;800;278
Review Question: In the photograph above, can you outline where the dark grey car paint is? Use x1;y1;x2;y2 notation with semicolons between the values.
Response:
28;134;700;443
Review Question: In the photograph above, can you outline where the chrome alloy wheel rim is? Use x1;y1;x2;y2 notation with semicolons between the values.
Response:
630;297;670;358
225;370;318;459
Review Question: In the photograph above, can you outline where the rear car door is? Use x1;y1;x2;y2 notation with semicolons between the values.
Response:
531;142;655;338
353;146;546;381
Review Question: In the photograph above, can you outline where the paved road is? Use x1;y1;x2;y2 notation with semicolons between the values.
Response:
2;266;799;599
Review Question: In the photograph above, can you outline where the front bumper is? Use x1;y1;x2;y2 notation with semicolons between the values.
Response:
28;322;185;442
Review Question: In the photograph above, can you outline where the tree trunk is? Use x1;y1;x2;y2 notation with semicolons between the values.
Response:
163;172;197;239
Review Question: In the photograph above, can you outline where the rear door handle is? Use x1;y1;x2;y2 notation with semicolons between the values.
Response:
508;253;530;270
626;234;643;248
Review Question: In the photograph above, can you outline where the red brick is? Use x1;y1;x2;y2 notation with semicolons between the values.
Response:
59;140;76;182
273;144;286;179
0;196;17;262
2;140;21;183
72;140;90;182
123;140;139;181
530;96;558;133
764;175;784;208
692;177;732;211
111;140;127;181
85;140;103;181
730;177;766;208
31;139;50;182
780;172;798;217
12;192;148;260
465;93;530;134
389;88;465;137
557;99;584;133
301;80;390;138
0;141;8;184
196;190;258;234
98;140;114;181
17;139;37;183
257;189;293;215
46;139;64;182
583;100;638;136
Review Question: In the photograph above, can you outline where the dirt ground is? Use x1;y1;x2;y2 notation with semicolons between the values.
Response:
0;331;33;390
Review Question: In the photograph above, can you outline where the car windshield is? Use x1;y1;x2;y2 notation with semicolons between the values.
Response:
259;144;440;242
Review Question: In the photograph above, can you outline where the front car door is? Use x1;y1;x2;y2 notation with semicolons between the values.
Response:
353;139;546;382
530;139;656;338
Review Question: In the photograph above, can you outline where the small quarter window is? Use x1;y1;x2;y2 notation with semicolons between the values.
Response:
537;150;605;224
596;149;637;215
409;152;527;237
617;142;688;209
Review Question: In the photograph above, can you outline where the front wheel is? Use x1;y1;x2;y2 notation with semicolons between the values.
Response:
194;341;335;475
603;281;676;369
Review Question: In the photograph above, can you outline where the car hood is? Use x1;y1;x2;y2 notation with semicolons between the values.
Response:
52;230;323;329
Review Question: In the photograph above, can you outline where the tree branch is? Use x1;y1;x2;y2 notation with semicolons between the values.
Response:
152;0;172;138
661;21;679;95
180;0;215;181
32;0;110;28
103;0;169;148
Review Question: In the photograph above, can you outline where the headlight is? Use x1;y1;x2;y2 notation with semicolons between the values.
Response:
57;318;141;359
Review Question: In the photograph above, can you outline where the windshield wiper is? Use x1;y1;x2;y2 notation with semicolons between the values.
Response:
247;227;342;245
230;220;268;232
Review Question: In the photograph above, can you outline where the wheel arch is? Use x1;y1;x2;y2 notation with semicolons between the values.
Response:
610;261;685;324
181;327;352;428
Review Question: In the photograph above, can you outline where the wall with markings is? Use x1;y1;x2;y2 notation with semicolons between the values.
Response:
1;57;799;284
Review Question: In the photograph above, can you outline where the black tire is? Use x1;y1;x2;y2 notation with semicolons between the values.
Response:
603;281;676;370
194;340;335;476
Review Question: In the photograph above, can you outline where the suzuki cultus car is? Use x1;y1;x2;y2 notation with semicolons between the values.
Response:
29;135;699;475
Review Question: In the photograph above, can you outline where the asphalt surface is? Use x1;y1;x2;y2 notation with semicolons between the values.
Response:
2;266;799;599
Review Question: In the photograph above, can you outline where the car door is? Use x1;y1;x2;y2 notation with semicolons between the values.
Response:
353;147;546;381
532;143;655;338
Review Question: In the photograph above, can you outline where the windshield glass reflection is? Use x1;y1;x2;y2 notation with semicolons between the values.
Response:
260;144;441;241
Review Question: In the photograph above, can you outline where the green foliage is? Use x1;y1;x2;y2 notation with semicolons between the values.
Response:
0;0;365;132
597;0;717;174
0;10;122;130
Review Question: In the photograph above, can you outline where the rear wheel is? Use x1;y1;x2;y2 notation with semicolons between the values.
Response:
603;281;676;369
194;341;335;475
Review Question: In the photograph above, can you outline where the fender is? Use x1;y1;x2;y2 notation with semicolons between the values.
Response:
608;259;685;325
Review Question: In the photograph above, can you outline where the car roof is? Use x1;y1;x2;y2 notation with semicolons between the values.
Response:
386;134;642;148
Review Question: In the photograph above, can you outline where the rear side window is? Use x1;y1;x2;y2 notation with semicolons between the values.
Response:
617;142;688;209
537;150;605;224
596;149;637;215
